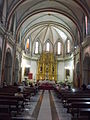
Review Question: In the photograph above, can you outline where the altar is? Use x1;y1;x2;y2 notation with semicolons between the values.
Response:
38;80;55;90
36;52;57;82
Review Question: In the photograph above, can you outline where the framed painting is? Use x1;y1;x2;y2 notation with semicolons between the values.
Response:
66;69;70;79
24;67;30;76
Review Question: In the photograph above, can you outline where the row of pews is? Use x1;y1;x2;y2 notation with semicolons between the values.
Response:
0;85;38;120
54;87;90;120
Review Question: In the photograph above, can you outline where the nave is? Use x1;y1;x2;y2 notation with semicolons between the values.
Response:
0;0;90;119
1;83;90;120
11;90;71;120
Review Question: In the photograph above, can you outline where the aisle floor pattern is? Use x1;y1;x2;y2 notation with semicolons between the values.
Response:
12;90;72;120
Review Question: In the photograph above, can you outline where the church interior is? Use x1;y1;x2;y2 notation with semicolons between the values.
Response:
0;0;90;120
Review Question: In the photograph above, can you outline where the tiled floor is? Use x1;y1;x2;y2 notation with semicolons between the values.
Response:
37;90;52;120
12;90;43;120
12;90;72;120
51;90;72;120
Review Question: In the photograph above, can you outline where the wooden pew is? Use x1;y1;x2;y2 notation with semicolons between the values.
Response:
72;108;90;120
72;116;89;120
0;105;11;120
24;87;37;96
67;98;90;103
79;108;90;118
55;88;90;119
0;95;24;113
66;98;90;112
62;93;90;106
70;102;90;119
0;113;11;120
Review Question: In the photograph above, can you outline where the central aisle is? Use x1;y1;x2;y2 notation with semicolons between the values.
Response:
37;90;52;120
31;90;71;120
12;89;71;120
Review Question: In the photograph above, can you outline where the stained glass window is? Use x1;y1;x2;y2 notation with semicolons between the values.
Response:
85;16;87;35
46;42;50;52
35;41;39;54
26;38;29;49
67;40;71;53
57;42;62;55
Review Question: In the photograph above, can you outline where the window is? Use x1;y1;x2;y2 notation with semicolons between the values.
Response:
67;40;71;53
26;38;30;49
35;41;39;54
25;38;30;54
46;42;50;52
85;16;87;35
57;42;62;55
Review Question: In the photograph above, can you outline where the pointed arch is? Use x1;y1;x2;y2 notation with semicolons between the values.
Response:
65;39;72;54
83;53;90;84
4;48;12;85
25;38;30;50
33;38;42;55
24;38;30;54
54;39;64;56
43;39;53;53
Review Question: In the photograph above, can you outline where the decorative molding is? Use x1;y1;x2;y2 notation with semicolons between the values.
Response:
23;52;38;61
82;36;90;48
0;23;6;33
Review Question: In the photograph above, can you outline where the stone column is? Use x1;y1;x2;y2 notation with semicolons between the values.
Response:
1;34;7;85
18;51;22;83
79;45;83;87
12;42;16;84
73;48;77;88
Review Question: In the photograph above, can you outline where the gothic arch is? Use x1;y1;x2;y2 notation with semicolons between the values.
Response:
43;40;53;53
65;39;71;54
32;38;42;54
4;48;12;85
76;61;80;87
54;39;64;56
83;53;90;85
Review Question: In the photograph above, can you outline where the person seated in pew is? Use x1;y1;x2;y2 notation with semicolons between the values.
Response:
3;82;7;87
81;84;87;90
56;84;61;91
15;88;23;97
35;83;38;92
67;85;72;91
18;82;25;92
29;82;34;87
87;84;90;90
13;82;18;86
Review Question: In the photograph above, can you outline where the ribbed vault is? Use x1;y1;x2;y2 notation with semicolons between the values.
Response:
4;0;90;49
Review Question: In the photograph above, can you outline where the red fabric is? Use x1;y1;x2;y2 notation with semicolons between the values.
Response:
39;83;54;90
28;73;33;79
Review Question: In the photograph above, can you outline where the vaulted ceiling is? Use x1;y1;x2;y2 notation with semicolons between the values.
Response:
6;0;90;46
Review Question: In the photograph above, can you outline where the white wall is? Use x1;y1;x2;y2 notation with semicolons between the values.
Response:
64;59;74;82
22;56;73;83
57;59;74;83
30;60;37;82
21;57;37;82
21;58;31;80
57;62;65;82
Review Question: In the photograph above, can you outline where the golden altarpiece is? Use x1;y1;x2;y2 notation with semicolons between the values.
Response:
36;52;57;82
